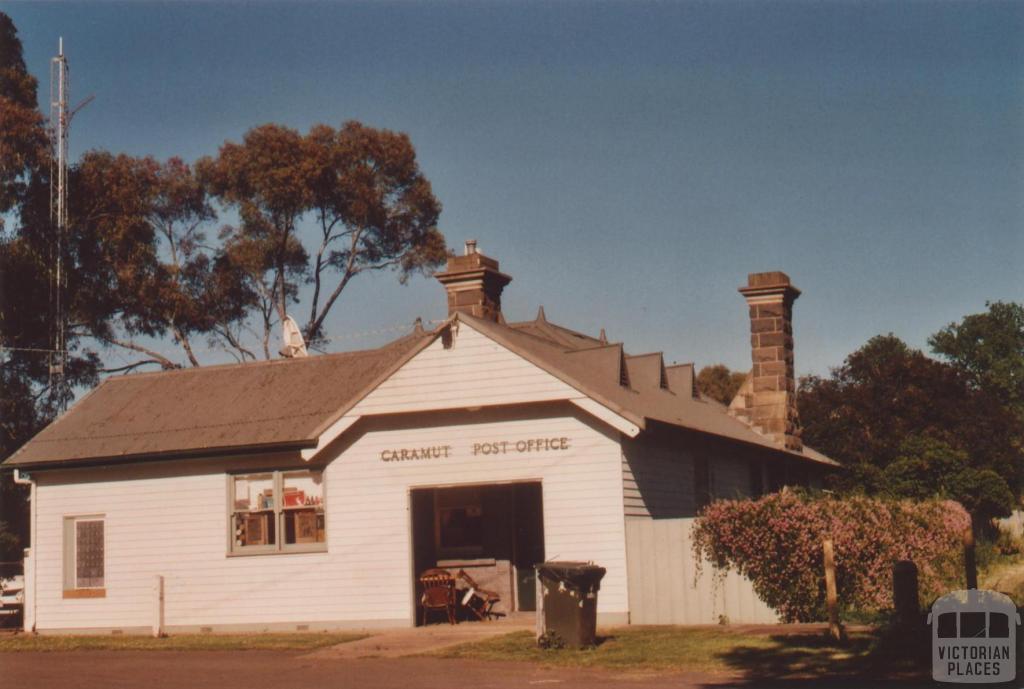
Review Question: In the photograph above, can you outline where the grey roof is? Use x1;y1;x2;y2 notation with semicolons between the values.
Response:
5;311;838;469
492;314;838;465
4;332;433;468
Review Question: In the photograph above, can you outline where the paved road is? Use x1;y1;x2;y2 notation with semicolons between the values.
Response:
0;652;735;689
0;651;941;689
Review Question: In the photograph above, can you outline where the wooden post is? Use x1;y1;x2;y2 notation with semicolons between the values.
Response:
963;524;978;590
535;566;544;642
22;547;34;633
152;575;164;638
892;560;919;628
823;539;841;641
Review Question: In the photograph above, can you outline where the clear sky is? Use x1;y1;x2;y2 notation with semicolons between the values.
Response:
7;1;1023;377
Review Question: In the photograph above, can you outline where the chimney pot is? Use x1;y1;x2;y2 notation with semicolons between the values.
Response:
464;239;477;256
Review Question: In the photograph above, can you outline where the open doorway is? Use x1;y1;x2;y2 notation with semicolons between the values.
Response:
411;482;544;623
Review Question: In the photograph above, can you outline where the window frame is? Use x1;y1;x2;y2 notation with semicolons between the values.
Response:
63;514;106;598
227;469;327;556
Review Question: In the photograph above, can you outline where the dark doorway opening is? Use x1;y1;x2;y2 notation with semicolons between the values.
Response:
411;482;544;624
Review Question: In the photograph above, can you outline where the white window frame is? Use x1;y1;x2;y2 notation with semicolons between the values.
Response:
63;515;105;598
227;469;327;556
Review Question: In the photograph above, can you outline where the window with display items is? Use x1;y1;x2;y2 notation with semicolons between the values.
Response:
230;470;325;553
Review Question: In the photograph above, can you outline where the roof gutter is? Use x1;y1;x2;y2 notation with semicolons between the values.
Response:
4;439;317;472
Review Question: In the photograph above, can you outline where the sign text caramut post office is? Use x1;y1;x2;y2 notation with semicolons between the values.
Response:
379;437;570;462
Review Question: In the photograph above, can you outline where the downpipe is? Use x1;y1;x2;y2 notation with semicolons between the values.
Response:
12;469;36;633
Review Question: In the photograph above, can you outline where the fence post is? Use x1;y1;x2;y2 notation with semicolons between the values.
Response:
152;575;164;638
535;565;543;641
963;521;978;590
822;539;842;641
22;547;33;633
892;560;919;628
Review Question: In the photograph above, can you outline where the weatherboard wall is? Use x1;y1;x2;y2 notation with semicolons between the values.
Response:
30;408;627;632
349;322;586;415
620;428;779;624
29;319;630;632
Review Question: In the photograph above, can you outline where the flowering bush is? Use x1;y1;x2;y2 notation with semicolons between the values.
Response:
691;491;970;622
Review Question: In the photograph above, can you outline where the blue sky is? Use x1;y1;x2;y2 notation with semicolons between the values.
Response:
7;1;1023;376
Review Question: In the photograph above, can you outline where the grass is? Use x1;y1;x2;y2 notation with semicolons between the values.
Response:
0;631;366;652
433;626;929;679
981;553;1024;605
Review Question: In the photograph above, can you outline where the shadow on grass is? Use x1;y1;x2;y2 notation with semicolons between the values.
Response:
705;625;936;688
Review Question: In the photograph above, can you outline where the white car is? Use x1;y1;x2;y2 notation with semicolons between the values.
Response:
0;574;24;616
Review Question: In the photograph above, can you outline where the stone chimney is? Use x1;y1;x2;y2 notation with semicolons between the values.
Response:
434;240;512;322
737;271;802;451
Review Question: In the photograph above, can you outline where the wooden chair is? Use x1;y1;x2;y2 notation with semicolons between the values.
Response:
419;568;456;625
456;569;502;621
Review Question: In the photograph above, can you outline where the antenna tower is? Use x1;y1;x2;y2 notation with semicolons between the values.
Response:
46;39;94;408
48;37;70;407
46;39;92;409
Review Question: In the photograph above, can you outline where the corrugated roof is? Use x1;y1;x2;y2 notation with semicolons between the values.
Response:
4;331;434;467
458;314;838;466
5;310;837;469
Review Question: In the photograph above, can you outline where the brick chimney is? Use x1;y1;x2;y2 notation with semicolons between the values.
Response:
434;240;512;322
737;271;802;451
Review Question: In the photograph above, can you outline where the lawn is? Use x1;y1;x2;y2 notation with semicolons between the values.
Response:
433;626;929;679
0;631;366;652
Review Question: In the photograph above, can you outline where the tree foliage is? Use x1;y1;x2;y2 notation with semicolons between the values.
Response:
0;13;58;558
696;364;747;405
693;491;970;621
68;152;256;369
930;301;1024;415
198;121;446;347
0;13;47;230
0;11;448;556
798;334;1021;523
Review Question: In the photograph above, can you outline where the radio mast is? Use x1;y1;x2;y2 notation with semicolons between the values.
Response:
48;38;92;409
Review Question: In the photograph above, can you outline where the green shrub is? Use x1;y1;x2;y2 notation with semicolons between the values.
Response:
692;491;970;622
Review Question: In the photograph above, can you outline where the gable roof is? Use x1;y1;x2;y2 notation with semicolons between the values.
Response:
5;311;838;469
4;330;435;468
459;313;837;465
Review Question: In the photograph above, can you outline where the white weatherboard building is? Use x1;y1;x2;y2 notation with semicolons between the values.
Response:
6;243;835;634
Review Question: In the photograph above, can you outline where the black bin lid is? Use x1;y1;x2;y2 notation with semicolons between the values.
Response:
536;561;607;588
